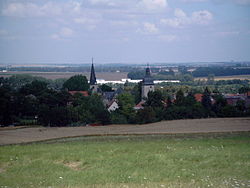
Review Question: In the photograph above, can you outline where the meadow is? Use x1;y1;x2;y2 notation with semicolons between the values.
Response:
0;134;249;188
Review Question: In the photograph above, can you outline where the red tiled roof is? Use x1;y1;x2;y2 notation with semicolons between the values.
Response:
194;93;203;102
68;91;89;97
135;101;145;108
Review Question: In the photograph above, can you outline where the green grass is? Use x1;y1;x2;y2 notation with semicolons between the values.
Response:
0;135;250;188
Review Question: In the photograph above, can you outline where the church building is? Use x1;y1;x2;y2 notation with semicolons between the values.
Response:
141;65;155;99
89;58;98;93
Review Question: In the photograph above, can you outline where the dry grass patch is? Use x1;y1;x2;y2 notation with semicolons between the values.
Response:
55;160;82;171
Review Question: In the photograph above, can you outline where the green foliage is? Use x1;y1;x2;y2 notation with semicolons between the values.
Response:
175;89;185;106
117;93;135;123
127;70;145;79
146;90;164;108
136;107;156;124
71;94;111;125
192;66;250;77
0;85;13;125
20;80;48;96
131;82;142;104
238;86;250;94
201;87;212;111
100;84;113;92
63;75;89;91
110;111;128;124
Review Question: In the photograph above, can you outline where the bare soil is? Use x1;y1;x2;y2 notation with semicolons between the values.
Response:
0;118;250;145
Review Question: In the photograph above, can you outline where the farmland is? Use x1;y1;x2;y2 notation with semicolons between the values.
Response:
1;118;250;145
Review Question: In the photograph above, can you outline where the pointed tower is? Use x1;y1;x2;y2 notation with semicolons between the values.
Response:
141;64;154;99
90;58;98;93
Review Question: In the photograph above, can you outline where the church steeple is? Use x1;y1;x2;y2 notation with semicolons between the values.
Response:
145;64;151;77
90;58;97;85
141;64;154;99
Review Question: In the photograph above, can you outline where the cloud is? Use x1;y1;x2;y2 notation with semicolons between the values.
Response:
138;0;168;11
2;1;82;17
51;27;74;40
142;22;159;34
161;8;213;28
158;34;177;41
181;0;207;2
74;17;99;25
215;31;239;37
88;0;120;7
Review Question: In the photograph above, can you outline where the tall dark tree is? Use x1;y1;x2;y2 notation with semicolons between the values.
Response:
166;96;172;107
175;89;185;106
131;82;142;104
0;85;13;126
63;75;89;91
19;80;48;96
201;87;212;110
146;90;164;108
100;84;113;92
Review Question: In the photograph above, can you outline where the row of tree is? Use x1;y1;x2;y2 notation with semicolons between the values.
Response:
111;88;250;124
0;75;110;126
1;74;250;126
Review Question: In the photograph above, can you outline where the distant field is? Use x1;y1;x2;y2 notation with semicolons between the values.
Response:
195;75;250;81
0;71;128;81
0;135;249;188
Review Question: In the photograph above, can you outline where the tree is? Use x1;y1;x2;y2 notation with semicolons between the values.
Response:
146;90;164;108
127;71;145;79
63;75;89;91
117;93;135;122
239;86;250;94
20;80;48;96
135;107;156;124
0;85;13;126
100;84;113;92
166;96;172;107
175;89;185;106
201;87;212;110
131;82;142;104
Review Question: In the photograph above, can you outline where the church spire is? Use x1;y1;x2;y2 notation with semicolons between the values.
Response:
90;57;97;85
145;63;151;77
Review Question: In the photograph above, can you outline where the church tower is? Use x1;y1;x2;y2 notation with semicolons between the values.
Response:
90;58;98;93
141;65;154;99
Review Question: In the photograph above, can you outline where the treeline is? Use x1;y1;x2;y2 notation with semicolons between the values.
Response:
0;75;110;126
111;88;250;124
1;74;250;127
127;66;250;81
192;67;250;77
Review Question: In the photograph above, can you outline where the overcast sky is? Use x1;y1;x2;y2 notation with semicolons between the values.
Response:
0;0;250;64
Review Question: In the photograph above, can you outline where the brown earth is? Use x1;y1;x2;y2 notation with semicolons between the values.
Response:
0;71;128;81
0;118;250;145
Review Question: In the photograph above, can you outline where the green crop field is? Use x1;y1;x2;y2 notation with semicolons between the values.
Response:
0;135;249;188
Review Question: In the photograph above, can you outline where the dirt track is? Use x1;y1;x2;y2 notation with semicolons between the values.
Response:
0;118;250;145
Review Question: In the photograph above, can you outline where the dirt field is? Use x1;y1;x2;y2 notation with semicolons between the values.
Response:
0;71;128;81
0;118;249;145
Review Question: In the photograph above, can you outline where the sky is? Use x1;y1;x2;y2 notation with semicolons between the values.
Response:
0;0;250;64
